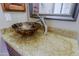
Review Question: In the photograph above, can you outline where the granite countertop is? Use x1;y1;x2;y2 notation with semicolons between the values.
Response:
1;27;79;56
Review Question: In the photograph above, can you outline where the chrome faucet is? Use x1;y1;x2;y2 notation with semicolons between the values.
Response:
38;16;48;35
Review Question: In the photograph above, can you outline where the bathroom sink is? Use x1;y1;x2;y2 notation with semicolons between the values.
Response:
12;22;41;36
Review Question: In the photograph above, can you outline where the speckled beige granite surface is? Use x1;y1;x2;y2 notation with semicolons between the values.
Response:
1;27;79;56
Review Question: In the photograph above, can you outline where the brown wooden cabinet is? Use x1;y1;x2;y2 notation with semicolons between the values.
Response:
5;42;21;56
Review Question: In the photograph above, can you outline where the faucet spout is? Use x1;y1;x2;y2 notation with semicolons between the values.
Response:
39;16;48;35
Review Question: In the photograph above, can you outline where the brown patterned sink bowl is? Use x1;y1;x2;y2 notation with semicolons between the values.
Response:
12;22;41;36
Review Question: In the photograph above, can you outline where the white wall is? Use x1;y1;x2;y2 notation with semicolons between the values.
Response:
46;14;79;32
0;4;28;29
